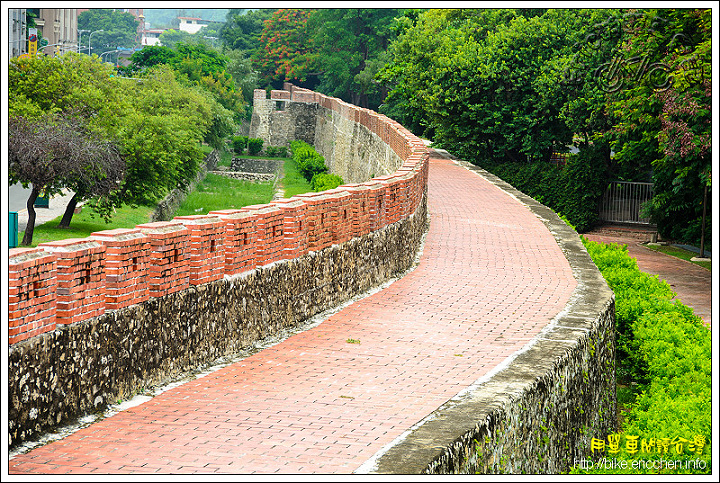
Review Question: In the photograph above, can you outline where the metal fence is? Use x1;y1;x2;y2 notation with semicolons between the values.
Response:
599;181;655;225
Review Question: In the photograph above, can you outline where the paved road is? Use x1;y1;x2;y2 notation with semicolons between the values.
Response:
10;187;76;234
8;153;578;474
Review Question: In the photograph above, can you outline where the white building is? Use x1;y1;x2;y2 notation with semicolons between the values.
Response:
142;28;165;46
8;8;27;57
178;17;204;34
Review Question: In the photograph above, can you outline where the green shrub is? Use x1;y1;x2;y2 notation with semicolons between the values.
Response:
573;238;712;474
265;146;288;158
311;173;344;192
247;137;264;155
232;135;248;155
488;145;608;232
291;142;328;182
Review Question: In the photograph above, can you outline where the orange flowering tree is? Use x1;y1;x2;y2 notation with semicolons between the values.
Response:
252;9;317;86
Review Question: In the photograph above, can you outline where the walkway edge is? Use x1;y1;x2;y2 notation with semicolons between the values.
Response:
364;154;616;474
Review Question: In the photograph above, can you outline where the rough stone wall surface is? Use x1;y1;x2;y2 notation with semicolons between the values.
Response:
250;97;400;184
8;198;428;447
211;171;276;183
230;158;283;174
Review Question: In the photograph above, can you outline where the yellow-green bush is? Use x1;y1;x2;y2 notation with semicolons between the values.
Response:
574;239;711;474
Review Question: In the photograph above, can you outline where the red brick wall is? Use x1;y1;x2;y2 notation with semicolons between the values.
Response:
8;86;429;345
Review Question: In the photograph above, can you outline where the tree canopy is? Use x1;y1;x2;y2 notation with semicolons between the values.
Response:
9;52;233;239
78;9;139;55
220;9;273;52
377;7;711;244
9;113;125;244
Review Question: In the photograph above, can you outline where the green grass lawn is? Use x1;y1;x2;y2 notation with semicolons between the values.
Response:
21;203;156;248
173;172;276;217
281;158;314;198
644;243;712;271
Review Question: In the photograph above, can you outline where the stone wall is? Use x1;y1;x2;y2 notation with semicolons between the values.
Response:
211;171;276;183
230;158;283;174
8;197;427;447
250;84;407;184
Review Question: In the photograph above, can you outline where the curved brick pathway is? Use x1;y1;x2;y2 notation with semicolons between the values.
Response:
9;154;577;474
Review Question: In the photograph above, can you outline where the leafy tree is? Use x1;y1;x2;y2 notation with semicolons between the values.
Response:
126;42;243;126
9;52;229;227
425;10;592;164
378;9;520;137
632;9;711;244
124;45;178;70
595;9;711;244
220;9;273;52
78;9;139;55
9;52;128;120
158;28;198;49
113;64;211;206
225;49;260;107
9;114;124;245
307;9;403;109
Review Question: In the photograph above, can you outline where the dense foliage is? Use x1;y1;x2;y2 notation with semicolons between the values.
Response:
492;145;608;232
77;9;139;55
378;8;711;245
577;238;711;474
9;113;124;245
305;9;402;109
251;9;316;87
9;52;233;237
220;9;273;52
289;140;344;191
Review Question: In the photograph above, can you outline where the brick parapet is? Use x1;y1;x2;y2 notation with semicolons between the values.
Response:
89;228;150;311
8;85;429;346
8;248;58;344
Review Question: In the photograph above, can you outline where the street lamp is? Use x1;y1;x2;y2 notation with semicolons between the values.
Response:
37;42;67;56
88;29;104;56
100;49;119;63
77;29;90;52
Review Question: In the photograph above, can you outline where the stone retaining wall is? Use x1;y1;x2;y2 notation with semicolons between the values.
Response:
250;83;410;184
8;196;427;447
211;171;277;183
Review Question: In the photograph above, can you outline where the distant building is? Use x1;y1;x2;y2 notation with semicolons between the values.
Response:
8;8;27;57
29;8;78;56
142;29;166;46
177;17;205;34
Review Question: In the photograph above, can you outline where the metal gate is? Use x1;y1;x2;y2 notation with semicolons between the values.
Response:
599;181;655;225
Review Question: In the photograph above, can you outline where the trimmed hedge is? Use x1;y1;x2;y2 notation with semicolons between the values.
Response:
573;238;711;474
311;173;344;192
489;145;607;232
289;140;344;191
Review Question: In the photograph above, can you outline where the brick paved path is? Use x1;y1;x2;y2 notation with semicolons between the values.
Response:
9;154;577;474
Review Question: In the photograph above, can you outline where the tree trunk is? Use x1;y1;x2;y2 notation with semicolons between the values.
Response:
21;187;40;246
57;193;79;229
